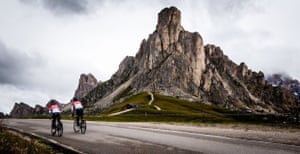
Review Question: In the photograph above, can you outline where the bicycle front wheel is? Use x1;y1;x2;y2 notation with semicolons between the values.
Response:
57;123;63;137
80;120;86;134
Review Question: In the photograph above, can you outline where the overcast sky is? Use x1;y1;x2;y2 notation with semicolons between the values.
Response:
0;0;299;113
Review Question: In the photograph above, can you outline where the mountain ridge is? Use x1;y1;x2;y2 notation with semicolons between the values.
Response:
9;102;48;118
7;7;298;117
81;7;297;114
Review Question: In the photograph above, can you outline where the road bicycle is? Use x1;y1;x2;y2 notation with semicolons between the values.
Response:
73;117;86;134
51;118;63;137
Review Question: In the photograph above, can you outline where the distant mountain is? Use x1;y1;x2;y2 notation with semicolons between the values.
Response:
74;73;98;99
10;102;33;118
81;7;297;114
10;102;48;118
267;73;300;100
10;102;49;118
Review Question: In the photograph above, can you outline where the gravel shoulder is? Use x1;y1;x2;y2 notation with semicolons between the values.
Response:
119;122;300;146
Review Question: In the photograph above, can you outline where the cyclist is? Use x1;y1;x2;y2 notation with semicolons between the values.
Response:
48;99;62;130
71;97;84;126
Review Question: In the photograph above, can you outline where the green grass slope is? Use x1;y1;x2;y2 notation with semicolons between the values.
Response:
99;92;235;123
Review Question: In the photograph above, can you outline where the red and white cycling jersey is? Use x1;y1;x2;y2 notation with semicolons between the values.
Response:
72;101;83;109
49;104;61;113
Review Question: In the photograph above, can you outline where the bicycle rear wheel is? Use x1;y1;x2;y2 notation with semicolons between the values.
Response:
51;125;56;136
80;120;86;134
73;120;80;133
57;122;63;137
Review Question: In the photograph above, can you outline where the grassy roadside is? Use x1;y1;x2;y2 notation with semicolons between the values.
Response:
78;92;299;129
0;120;56;154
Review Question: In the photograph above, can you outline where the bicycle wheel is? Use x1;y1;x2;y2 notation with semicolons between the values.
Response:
57;122;63;137
73;120;80;133
80;120;86;134
51;125;56;136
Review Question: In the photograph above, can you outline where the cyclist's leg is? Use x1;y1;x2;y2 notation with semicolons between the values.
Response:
76;109;80;126
52;114;56;128
57;113;62;125
79;108;83;123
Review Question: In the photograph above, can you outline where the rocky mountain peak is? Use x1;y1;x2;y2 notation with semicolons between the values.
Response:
74;73;98;99
10;102;33;118
157;7;181;28
9;102;48;118
81;7;297;114
155;6;184;51
267;73;300;100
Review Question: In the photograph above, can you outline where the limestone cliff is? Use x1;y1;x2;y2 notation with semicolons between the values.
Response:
74;73;98;99
81;7;297;113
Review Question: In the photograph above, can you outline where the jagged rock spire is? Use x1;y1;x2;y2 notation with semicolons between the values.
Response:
156;6;183;32
156;7;184;50
133;7;205;95
74;73;98;99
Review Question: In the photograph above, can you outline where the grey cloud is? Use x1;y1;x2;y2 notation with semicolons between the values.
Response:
42;0;88;15
0;41;42;86
203;0;258;20
206;0;254;13
20;0;89;15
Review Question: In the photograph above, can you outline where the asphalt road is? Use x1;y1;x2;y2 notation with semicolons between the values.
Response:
3;119;300;154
